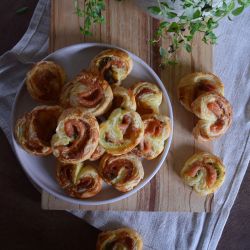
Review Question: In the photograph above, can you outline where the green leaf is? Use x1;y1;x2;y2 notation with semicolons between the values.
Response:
227;1;235;11
166;12;177;18
160;2;170;9
184;43;192;53
232;6;244;16
193;9;201;19
148;6;162;15
159;21;169;29
16;6;29;14
167;22;179;32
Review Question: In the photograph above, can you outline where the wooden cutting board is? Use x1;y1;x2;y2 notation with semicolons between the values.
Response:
42;0;213;212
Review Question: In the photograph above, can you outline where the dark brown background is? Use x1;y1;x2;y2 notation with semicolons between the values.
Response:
0;1;249;249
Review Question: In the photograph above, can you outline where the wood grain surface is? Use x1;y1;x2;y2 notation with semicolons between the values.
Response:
42;0;213;212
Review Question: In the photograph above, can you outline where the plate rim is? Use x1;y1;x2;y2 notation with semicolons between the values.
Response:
11;42;174;206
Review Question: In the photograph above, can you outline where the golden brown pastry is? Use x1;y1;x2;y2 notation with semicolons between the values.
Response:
180;152;225;195
96;227;143;250
89;49;133;85
131;82;162;115
132;114;171;160
60;70;113;116
191;92;233;141
51;108;99;164
99;108;144;155
15;105;62;156
111;85;136;111
56;162;102;199
89;143;106;161
26;61;66;104
178;72;224;112
99;153;144;192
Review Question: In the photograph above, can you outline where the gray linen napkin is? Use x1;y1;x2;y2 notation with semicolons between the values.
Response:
0;0;249;249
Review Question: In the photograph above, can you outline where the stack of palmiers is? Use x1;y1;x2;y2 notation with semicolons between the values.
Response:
15;48;172;199
178;72;233;195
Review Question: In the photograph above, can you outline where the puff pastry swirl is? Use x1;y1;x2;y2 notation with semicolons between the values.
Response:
111;85;136;111
96;227;143;250
181;152;225;195
178;72;224;112
99;154;144;192
15;105;62;156
191;92;233;141
60;70;113;116
51;108;99;164
56;162;102;199
99;108;144;155
26;61;66;104
133;114;171;160
89;49;133;85
132;82;162;115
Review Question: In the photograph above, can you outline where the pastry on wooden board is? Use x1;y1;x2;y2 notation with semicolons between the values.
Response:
26;61;66;104
90;48;133;85
99;108;144;155
131;81;162;115
51;108;99;164
96;227;143;250
60;70;113;116
177;72;224;112
181;152;225;196
15;105;62;156
191;92;233;141
132;114;171;160
56;162;102;199
99;153;144;192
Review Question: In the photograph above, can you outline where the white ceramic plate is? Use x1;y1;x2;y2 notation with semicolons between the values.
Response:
11;43;173;206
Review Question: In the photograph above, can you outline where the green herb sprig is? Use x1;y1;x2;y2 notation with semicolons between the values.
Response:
73;0;250;66
149;0;250;66
74;0;105;36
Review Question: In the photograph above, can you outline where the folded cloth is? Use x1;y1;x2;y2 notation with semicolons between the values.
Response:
0;0;249;249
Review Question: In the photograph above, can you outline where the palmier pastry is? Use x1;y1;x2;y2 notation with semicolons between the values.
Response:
177;72;224;112
51;108;99;164
89;143;106;161
131;82;162;115
99;154;144;192
181;152;225;195
133;114;171;160
15;105;62;156
89;49;133;85
111;85;136;111
191;92;233;141
60;70;113;116
26;61;66;104
99;108;144;155
96;227;143;250
56;162;102;199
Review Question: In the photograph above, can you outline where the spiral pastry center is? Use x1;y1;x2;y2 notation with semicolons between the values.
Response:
77;84;104;108
76;177;95;192
185;161;217;187
58;119;90;159
103;159;134;183
145;119;164;137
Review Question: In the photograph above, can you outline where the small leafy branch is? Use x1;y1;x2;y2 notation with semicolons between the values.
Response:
74;0;250;65
74;0;105;36
149;0;250;66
